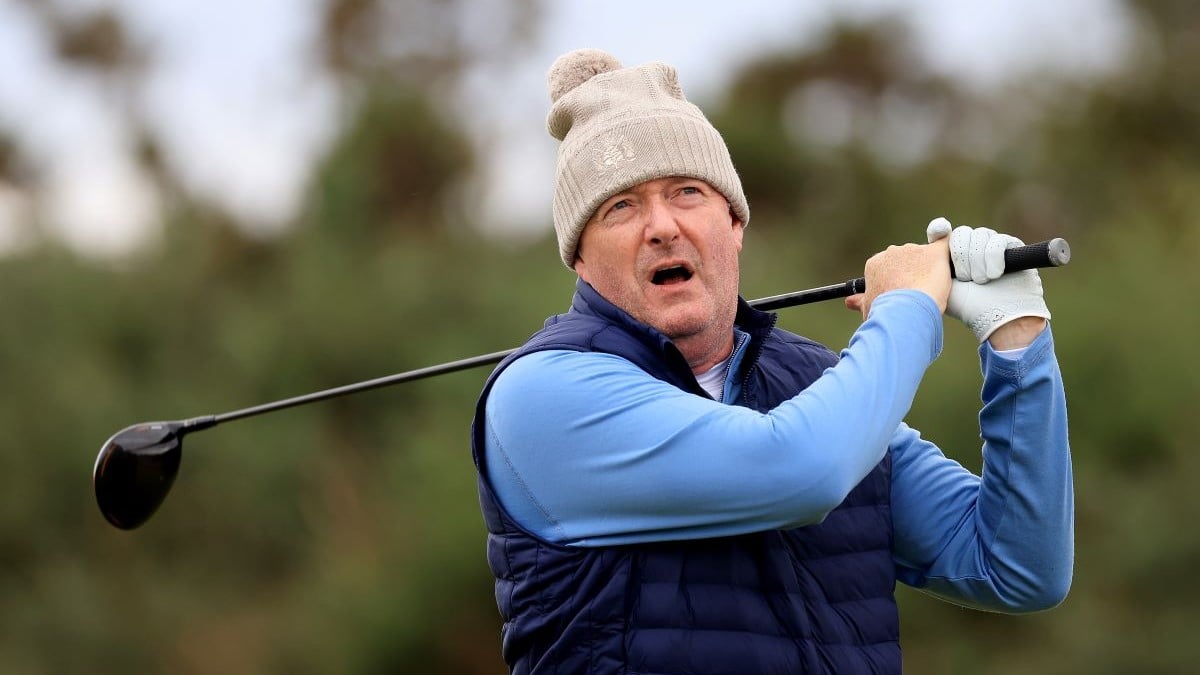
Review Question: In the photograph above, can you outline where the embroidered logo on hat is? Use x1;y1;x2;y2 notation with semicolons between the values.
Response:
594;134;636;175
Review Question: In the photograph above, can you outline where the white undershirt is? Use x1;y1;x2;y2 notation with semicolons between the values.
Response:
695;358;730;401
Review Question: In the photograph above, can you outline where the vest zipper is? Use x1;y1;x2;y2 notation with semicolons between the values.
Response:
740;313;778;408
722;331;750;403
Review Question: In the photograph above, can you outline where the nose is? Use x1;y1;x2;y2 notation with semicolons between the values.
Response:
643;198;680;246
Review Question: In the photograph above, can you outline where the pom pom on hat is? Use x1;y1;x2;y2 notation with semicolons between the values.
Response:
547;49;623;103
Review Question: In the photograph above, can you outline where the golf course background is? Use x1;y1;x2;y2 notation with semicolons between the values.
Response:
1;1;1196;672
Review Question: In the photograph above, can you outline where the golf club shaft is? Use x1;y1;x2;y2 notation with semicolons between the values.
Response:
185;237;1069;430
189;285;845;429
196;350;516;427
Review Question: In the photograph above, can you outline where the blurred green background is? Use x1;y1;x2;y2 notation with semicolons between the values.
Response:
1;0;1198;673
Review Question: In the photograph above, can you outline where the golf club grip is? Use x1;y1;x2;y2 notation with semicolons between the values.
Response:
926;237;1068;283
998;237;1072;272
736;237;1073;312
949;237;1071;278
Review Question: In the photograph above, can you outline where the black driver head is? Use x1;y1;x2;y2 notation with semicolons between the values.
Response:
93;422;184;529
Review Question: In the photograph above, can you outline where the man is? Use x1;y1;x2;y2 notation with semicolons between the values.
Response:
471;49;1072;674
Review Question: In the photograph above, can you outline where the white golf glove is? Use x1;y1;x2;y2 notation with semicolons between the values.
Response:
926;217;1051;343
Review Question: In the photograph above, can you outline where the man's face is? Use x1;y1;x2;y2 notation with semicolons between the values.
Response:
574;176;744;347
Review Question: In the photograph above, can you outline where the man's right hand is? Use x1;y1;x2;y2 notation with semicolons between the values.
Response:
845;237;951;319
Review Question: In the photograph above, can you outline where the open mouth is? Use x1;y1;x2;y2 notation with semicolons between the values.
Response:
650;265;694;286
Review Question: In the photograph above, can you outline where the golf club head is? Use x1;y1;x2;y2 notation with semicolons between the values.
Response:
93;421;184;530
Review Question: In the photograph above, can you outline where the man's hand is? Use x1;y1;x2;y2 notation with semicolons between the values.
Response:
926;217;1050;346
845;238;951;318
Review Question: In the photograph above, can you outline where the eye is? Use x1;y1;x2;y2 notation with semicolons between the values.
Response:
599;196;636;225
603;199;632;221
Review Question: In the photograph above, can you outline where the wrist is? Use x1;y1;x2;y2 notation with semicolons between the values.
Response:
987;316;1047;350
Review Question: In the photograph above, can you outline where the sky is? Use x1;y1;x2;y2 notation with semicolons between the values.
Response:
0;0;1137;256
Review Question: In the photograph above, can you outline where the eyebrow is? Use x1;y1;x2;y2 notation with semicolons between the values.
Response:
596;178;706;215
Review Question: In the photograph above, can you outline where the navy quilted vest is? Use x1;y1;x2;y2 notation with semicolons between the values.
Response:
471;281;899;674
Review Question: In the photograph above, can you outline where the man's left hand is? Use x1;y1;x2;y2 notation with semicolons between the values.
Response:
926;218;1051;346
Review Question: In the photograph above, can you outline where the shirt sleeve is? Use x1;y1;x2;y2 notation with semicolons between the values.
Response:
890;325;1074;612
483;290;942;546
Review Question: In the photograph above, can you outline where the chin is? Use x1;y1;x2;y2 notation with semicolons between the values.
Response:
648;309;712;341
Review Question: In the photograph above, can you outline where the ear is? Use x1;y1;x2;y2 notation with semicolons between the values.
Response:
574;252;592;283
730;212;744;252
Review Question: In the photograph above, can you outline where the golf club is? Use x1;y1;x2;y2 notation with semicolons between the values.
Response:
93;237;1071;530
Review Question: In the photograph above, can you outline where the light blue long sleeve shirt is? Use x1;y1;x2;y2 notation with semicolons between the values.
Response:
483;290;1073;612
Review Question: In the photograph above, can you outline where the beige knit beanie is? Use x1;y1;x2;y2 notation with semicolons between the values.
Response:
546;49;750;268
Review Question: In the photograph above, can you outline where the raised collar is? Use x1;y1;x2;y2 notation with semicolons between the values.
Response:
566;279;777;397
